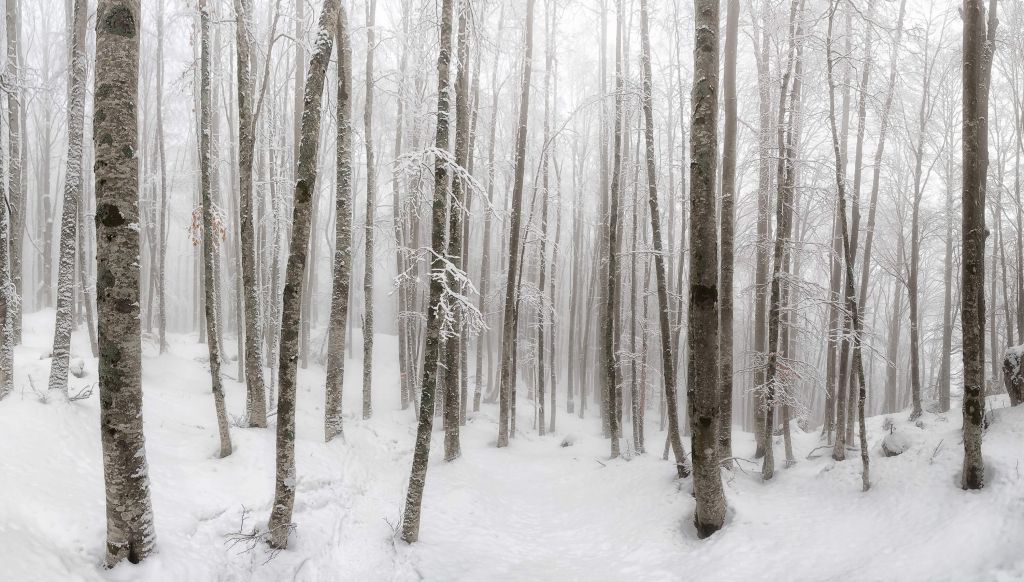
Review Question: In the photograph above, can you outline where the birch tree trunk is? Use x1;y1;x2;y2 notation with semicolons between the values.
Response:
47;0;88;396
689;0;727;537
401;0;455;542
324;5;354;443
267;0;338;548
234;0;269;427
95;0;157;565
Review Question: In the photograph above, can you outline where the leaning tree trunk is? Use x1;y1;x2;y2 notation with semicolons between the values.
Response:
826;0;871;491
400;0;456;544
688;0;727;538
496;0;535;449
95;0;157;566
362;0;377;420
324;3;354;443
234;0;269;427
47;0;88;396
761;0;800;481
267;0;338;549
639;0;687;478
199;0;233;459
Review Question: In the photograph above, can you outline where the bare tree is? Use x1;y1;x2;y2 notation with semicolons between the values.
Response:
47;0;88;396
960;0;997;491
324;2;354;443
267;0;338;549
689;0;727;537
234;0;269;428
362;0;377;420
401;0;456;543
718;0;739;462
497;0;536;448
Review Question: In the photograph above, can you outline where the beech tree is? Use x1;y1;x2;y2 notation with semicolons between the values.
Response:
689;0;727;537
94;0;157;565
267;0;338;549
47;0;87;396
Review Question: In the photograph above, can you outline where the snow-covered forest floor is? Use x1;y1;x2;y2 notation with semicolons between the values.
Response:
2;310;1023;582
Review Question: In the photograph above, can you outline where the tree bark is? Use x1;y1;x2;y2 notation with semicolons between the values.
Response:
47;0;88;396
401;0;456;543
324;4;354;443
95;0;157;565
6;0;23;344
717;0;739;462
496;0;535;448
267;0;338;548
443;0;471;460
689;0;727;537
639;0;687;478
362;0;377;420
233;0;269;427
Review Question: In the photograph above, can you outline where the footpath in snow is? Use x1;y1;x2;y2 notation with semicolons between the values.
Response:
1;310;1023;581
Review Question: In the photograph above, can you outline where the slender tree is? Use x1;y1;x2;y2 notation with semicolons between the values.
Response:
324;2;354;443
718;0;739;461
401;0;457;543
362;0;377;420
497;0;536;448
47;0;88;396
234;0;269;427
267;0;338;548
199;0;233;459
6;0;23;344
639;0;688;477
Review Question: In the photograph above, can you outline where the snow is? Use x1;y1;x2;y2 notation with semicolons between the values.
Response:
2;309;1024;581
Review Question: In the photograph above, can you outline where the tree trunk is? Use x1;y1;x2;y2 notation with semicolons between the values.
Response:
47;0;88;396
442;0;471;460
638;0;687;478
826;0;871;491
198;0;233;459
232;0;269;427
496;0;535;448
750;0;771;458
6;0;23;344
717;0;739;462
688;0;727;537
267;0;338;548
959;0;996;491
323;5;354;443
361;0;377;420
95;0;157;565
400;0;456;543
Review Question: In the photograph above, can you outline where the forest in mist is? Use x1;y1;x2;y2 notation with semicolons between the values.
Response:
1;0;1023;580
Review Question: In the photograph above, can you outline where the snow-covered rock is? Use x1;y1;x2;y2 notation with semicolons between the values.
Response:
68;358;86;379
881;430;913;457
